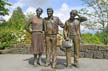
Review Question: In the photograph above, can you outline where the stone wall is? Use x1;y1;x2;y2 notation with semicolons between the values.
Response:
0;44;108;59
79;44;108;59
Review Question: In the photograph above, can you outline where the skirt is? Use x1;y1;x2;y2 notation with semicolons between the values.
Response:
30;32;44;54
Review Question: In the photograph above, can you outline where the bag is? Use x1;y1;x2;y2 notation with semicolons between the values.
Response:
62;39;73;48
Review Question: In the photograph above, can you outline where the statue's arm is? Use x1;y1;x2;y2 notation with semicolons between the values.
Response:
25;19;32;34
42;19;46;33
63;21;68;40
79;15;87;22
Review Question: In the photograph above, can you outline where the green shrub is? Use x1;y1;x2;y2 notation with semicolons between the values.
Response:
0;32;16;49
81;33;102;44
96;32;108;45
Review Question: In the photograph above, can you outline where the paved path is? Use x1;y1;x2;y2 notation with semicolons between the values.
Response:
0;54;108;71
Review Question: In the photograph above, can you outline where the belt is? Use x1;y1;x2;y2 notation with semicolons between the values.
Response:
32;30;43;33
45;34;57;35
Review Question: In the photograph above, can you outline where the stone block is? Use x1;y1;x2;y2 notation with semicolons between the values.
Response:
85;50;94;58
80;47;88;52
80;52;85;58
103;51;108;59
98;46;108;51
93;51;103;59
86;44;98;50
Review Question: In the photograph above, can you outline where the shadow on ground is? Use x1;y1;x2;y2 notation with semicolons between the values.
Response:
24;57;66;70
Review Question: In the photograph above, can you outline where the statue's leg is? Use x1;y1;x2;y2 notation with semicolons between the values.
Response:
45;36;51;66
33;54;38;66
73;36;80;68
51;36;57;69
37;53;44;65
66;47;72;68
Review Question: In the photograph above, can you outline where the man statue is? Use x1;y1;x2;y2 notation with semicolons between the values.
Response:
25;8;44;66
64;10;87;68
43;8;64;68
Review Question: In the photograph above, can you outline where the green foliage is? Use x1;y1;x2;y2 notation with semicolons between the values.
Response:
0;7;28;49
81;33;102;44
7;7;27;43
0;0;11;15
95;32;108;45
8;7;27;30
0;23;28;49
80;0;108;44
0;32;15;49
24;31;31;44
8;7;28;41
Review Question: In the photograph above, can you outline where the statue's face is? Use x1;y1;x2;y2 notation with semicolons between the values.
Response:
36;9;42;16
47;10;53;17
70;12;77;18
70;10;78;18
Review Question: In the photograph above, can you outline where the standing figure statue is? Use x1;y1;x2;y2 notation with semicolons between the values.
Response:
64;10;87;68
43;8;64;69
25;8;44;66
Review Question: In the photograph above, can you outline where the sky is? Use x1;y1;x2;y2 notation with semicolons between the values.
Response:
4;0;95;33
5;0;86;21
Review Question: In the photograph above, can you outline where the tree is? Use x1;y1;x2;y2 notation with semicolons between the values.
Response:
0;7;28;49
0;0;11;15
7;7;27;43
80;0;108;44
8;7;27;30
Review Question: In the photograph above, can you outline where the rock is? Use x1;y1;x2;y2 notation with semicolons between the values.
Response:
93;51;103;59
84;50;94;58
80;52;85;58
103;51;108;59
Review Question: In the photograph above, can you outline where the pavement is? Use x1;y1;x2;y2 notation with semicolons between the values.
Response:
0;54;108;71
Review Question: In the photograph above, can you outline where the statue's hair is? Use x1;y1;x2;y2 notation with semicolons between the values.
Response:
70;10;78;14
47;8;54;12
36;8;43;13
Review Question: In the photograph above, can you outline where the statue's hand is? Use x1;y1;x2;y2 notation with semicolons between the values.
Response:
74;16;79;19
65;37;69;41
29;31;32;34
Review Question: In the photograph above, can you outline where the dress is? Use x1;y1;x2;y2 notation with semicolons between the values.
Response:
29;16;44;54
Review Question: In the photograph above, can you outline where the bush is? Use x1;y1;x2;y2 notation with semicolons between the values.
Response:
96;32;108;45
0;32;16;49
81;33;102;44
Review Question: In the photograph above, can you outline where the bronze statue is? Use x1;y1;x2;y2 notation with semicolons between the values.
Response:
43;8;64;68
25;8;44;66
64;10;87;68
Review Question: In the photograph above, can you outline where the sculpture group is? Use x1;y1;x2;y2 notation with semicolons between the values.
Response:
25;8;87;69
